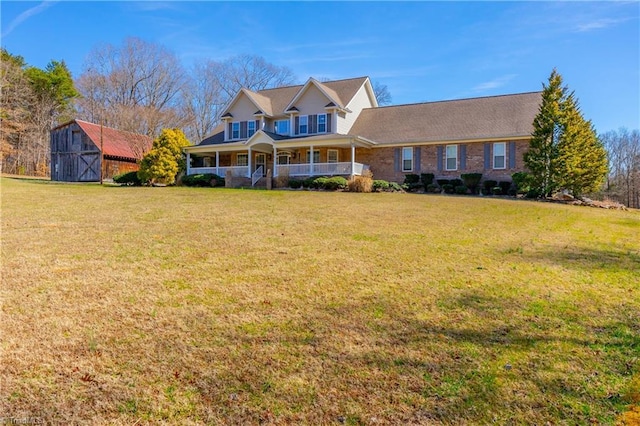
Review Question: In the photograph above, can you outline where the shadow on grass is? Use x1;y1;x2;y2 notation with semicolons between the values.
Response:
523;244;640;274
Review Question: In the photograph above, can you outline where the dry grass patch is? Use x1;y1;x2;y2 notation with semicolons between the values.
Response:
1;178;639;424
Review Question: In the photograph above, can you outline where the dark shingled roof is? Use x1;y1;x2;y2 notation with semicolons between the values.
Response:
199;123;226;146
349;91;542;144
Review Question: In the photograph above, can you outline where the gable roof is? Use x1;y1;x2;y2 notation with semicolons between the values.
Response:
220;76;370;118
349;91;542;144
56;119;153;159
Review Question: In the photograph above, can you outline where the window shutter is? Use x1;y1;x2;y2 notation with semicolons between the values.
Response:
256;120;260;131
227;122;232;139
295;116;300;135
484;143;490;169
460;145;467;170
394;148;401;172
437;146;443;172
240;121;247;139
509;141;516;168
310;115;317;134
327;114;332;132
414;147;421;172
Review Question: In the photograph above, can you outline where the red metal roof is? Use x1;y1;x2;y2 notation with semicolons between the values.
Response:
73;119;152;160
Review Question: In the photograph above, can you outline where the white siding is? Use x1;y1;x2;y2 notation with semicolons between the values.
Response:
295;84;331;115
337;83;376;134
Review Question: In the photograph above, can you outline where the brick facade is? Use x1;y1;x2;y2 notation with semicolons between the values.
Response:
360;139;530;183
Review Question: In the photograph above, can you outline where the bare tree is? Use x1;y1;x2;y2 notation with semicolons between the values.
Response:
76;37;188;138
373;81;392;106
601;128;640;208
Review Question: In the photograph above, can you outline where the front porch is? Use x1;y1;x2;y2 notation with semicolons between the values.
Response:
187;162;368;179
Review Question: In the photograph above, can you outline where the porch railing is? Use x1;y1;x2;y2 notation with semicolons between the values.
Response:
251;166;263;187
276;162;367;177
188;166;249;177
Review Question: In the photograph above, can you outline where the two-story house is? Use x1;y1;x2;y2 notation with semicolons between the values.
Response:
184;76;541;186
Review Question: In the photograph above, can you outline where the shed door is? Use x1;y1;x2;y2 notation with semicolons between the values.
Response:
77;152;101;181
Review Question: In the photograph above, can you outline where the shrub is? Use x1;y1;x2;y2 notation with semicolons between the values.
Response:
499;181;512;194
455;185;468;194
461;173;482;194
302;177;315;189
323;176;348;190
437;179;450;186
525;188;542;199
348;170;373;193
442;184;454;194
483;180;498;192
420;173;435;186
512;172;531;194
403;174;420;184
113;171;141;186
492;186;502;195
450;178;463;188
372;180;390;192
181;173;223;187
311;177;327;189
406;182;423;192
389;182;404;192
289;179;303;189
426;183;440;193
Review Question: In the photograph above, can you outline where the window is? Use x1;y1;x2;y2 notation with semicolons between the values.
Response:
274;120;289;135
247;121;256;137
493;142;506;169
327;149;338;163
446;145;458;171
306;150;320;163
299;116;308;134
318;114;327;133
231;122;240;139
277;153;290;165
236;153;248;166
402;147;413;172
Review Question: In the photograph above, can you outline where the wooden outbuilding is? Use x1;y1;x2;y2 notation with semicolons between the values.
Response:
50;119;152;182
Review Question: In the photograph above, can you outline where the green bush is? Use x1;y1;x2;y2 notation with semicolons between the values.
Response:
389;182;404;192
442;184;454;194
483;180;498;192
499;181;512;194
426;183;440;193
403;174;420;184
436;179;450;186
492;186;502;195
512;172;531;194
322;176;348;190
113;171;141;186
406;182;423;192
525;188;542;199
372;180;390;192
455;185;468;194
312;177;328;189
420;173;435;185
302;177;315;189
181;173;224;187
451;178;463;188
461;173;482;194
289;179;303;189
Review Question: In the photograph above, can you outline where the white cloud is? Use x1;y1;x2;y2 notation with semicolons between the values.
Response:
574;18;629;32
1;1;57;38
472;74;517;93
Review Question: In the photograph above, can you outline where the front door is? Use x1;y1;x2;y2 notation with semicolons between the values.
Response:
255;153;266;176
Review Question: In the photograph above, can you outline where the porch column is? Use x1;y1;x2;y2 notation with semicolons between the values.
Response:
215;151;219;175
273;146;278;177
248;148;252;178
351;142;356;178
186;151;191;175
309;145;314;176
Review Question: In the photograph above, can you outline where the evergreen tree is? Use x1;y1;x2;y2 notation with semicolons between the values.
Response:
524;69;566;197
525;69;607;197
138;128;191;185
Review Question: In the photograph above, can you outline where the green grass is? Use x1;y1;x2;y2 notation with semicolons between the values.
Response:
1;177;639;424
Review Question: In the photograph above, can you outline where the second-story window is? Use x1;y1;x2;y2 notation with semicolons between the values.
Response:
248;121;256;137
318;114;327;133
231;122;240;139
274;120;289;135
299;116;308;134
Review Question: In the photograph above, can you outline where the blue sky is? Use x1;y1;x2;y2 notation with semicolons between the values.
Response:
2;1;638;132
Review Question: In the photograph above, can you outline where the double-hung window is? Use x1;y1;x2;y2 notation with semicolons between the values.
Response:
493;142;506;169
402;147;413;172
247;121;256;137
306;150;320;163
236;153;248;167
446;145;458;171
318;114;327;133
274;120;289;135
327;149;338;163
231;122;240;139
299;116;308;134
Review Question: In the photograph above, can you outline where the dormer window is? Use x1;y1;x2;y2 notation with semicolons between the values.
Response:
231;122;240;139
318;114;327;133
247;120;256;137
299;116;308;134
